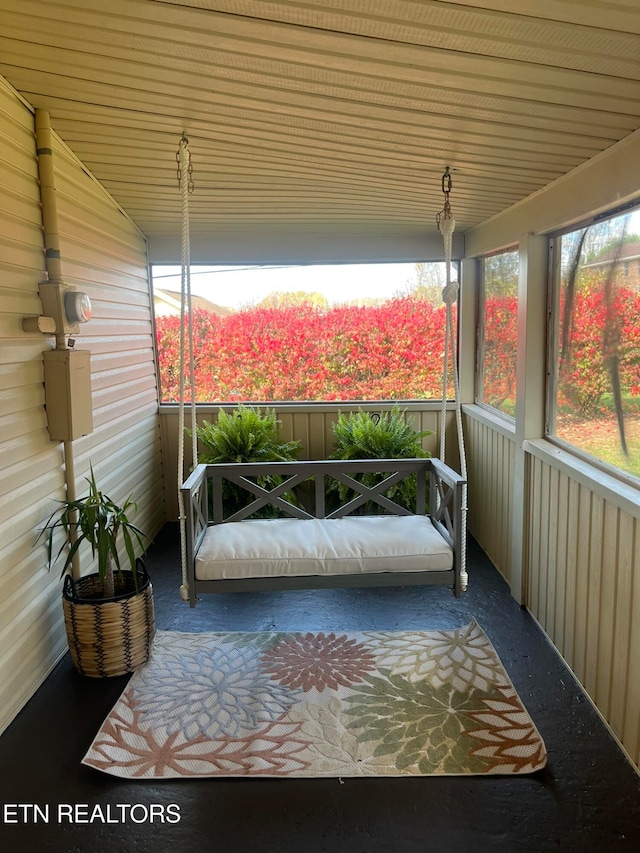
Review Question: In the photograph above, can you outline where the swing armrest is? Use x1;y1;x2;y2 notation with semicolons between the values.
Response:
181;464;210;605
429;457;465;491
427;458;466;596
427;457;465;543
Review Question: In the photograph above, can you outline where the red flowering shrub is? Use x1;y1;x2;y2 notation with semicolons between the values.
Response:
481;295;518;411
156;298;452;402
557;283;640;416
155;284;640;410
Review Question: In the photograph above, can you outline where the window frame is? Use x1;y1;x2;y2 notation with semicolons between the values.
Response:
544;202;640;489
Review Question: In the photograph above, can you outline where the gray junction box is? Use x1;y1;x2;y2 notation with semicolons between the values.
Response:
43;349;94;441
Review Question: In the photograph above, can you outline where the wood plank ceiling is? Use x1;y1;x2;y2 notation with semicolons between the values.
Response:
0;0;639;261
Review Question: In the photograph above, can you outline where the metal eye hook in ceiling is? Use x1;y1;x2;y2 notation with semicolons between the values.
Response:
436;166;453;233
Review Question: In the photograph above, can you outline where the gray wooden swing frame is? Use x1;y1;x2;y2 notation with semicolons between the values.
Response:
181;457;465;606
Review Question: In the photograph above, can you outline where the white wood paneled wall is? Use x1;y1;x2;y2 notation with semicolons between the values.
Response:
464;410;516;586
463;403;640;769
528;453;640;769
0;78;165;735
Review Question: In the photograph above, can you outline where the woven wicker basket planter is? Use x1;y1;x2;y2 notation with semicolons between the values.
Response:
62;560;155;678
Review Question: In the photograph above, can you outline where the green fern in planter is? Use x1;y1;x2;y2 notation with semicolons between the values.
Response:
194;405;301;518
329;407;432;513
195;405;300;464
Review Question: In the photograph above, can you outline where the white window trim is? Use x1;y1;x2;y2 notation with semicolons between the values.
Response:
545;206;640;485
462;403;516;441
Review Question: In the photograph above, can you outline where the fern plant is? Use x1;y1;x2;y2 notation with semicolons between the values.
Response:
195;405;301;464
194;405;301;517
329;407;432;513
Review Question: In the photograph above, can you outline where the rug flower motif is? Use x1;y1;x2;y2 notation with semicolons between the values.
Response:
362;621;509;691
260;632;377;692
132;644;297;740
83;622;547;779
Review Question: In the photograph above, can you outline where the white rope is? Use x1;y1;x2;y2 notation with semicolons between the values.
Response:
437;171;468;591
177;136;197;602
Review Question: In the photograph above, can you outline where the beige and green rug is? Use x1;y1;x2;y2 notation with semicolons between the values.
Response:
83;621;547;779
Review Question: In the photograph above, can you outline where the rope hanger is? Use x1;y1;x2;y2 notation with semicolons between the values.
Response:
176;134;197;602
436;168;468;591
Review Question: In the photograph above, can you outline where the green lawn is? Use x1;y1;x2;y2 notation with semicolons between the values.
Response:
556;414;640;479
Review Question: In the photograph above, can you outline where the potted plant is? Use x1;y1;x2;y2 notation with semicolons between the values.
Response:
38;466;154;678
329;407;432;513
194;405;301;517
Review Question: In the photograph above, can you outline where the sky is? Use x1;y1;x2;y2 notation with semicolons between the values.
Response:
151;262;426;309
152;207;640;310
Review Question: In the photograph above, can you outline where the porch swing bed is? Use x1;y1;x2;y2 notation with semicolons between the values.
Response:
180;457;465;607
175;143;468;607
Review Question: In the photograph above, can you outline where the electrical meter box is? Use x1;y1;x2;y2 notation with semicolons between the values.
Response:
43;349;94;441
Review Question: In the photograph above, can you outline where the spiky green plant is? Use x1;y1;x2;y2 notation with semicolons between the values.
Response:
37;465;147;597
329;408;432;513
194;405;302;517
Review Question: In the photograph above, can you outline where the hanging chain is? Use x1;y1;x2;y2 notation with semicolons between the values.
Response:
436;166;456;303
176;135;195;193
435;166;452;232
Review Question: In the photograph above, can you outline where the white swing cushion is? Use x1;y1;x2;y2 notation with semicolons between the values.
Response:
195;514;453;581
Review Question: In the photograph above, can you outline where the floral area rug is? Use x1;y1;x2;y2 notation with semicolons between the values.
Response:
83;621;547;779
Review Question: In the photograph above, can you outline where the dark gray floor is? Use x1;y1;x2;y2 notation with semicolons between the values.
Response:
0;524;638;853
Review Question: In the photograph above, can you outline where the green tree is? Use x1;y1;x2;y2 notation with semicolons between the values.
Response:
259;291;329;309
396;262;446;306
483;251;519;298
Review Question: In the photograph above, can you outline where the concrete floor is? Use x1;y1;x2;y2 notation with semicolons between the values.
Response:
0;524;638;853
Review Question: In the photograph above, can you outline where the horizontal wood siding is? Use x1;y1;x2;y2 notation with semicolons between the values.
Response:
0;76;164;735
528;454;640;769
52;133;165;553
464;410;516;584
160;405;451;521
0;80;67;735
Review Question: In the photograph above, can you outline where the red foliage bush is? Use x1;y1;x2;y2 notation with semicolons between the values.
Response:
156;284;640;408
556;283;640;415
156;298;452;402
481;294;518;410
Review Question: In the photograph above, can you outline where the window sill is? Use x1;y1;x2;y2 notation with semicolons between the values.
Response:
462;404;516;440
461;408;640;516
159;400;458;415
523;438;640;518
